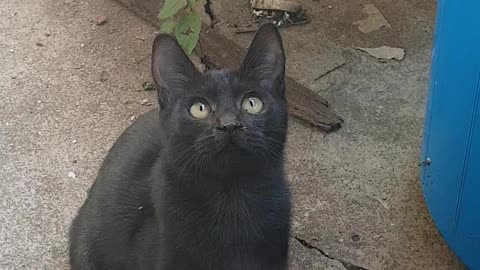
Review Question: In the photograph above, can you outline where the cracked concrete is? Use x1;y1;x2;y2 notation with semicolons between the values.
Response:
294;237;367;270
290;237;350;270
0;0;467;269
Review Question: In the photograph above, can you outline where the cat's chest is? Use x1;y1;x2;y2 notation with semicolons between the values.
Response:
207;192;264;231
172;191;271;246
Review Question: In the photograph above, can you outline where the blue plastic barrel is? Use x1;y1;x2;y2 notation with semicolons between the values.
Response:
421;0;480;269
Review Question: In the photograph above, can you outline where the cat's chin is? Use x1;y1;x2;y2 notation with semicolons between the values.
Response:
215;141;245;156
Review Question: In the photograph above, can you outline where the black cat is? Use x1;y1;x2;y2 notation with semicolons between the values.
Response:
69;23;291;270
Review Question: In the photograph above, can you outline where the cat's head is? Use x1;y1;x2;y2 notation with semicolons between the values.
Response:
151;24;287;176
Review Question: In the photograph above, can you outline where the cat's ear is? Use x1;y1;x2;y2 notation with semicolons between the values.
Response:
240;24;286;96
151;34;200;108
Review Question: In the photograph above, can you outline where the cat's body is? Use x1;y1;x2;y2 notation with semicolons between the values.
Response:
70;24;291;270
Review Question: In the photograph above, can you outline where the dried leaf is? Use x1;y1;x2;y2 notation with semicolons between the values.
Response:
357;46;405;61
353;4;391;33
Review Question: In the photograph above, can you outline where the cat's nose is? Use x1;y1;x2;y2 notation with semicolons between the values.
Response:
218;122;242;133
217;114;242;133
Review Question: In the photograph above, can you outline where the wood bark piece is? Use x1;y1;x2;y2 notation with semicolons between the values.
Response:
198;28;343;131
114;0;343;131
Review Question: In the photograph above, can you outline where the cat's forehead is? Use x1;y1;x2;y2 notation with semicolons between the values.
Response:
202;70;236;85
198;70;243;94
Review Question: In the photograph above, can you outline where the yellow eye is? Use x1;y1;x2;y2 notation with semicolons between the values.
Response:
189;102;210;119
242;96;263;114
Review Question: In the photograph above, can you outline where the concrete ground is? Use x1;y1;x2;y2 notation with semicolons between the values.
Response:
0;0;466;269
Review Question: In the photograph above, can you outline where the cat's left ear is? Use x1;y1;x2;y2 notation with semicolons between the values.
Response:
239;24;286;96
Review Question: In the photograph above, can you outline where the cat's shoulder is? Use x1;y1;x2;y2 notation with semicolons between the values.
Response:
107;109;162;154
96;109;163;183
122;109;162;140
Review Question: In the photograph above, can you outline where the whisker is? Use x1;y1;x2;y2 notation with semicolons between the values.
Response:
172;133;214;166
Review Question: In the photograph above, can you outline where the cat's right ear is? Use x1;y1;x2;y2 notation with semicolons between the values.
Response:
151;34;200;108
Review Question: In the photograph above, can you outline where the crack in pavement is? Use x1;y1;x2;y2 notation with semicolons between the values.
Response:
293;236;369;270
203;0;216;27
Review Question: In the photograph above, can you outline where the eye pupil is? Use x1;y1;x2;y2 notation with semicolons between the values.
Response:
199;104;204;111
249;99;255;107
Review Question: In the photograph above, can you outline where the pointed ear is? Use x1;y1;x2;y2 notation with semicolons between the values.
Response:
151;34;200;108
240;24;286;96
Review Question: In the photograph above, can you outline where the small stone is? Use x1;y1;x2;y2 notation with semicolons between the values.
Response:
68;172;76;178
141;98;151;106
95;15;108;25
99;70;108;82
338;238;344;243
8;49;14;53
72;139;77;144
36;42;44;47
328;5;332;8
309;237;319;242
37;100;42;103
351;234;360;242
72;160;78;164
44;32;51;37
137;206;144;210
130;115;136;121
80;44;85;48
11;75;17;79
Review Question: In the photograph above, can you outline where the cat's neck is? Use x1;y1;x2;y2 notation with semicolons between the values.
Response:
171;161;282;193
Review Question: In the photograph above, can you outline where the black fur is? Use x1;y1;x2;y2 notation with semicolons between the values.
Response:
69;24;291;270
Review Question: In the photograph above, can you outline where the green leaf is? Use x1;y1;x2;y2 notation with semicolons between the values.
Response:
160;20;175;33
142;81;156;91
158;0;187;19
175;11;201;54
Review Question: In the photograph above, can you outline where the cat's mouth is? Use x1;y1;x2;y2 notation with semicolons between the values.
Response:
215;132;249;155
218;135;240;151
